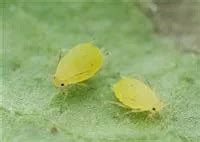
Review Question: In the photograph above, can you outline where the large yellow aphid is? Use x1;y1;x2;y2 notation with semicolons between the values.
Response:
112;77;164;114
53;43;103;87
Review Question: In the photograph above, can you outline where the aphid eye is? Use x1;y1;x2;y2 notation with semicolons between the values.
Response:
152;107;156;111
61;83;64;86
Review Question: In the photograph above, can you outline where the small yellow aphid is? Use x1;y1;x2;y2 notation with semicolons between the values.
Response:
112;77;164;114
53;43;103;87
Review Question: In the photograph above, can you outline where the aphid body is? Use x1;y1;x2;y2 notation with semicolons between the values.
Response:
112;77;164;113
53;43;103;87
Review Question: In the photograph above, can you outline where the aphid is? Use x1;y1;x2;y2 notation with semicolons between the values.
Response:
112;77;164;115
53;43;103;87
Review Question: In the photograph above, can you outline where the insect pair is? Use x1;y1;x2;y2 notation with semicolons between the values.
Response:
53;43;165;116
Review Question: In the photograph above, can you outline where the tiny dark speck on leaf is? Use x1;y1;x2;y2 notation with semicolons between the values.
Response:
12;62;21;71
50;127;59;135
182;76;194;84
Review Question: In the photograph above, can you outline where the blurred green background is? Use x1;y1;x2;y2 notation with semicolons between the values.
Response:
1;0;200;142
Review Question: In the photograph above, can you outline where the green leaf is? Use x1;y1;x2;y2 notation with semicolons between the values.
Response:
1;1;200;142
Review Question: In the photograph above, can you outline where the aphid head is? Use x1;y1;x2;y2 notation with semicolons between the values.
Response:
151;101;165;113
53;76;66;88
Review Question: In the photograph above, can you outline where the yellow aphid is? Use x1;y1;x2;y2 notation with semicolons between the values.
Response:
112;77;164;113
53;43;103;87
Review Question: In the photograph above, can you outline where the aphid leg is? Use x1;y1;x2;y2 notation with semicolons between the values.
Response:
61;90;65;95
60;88;67;96
133;74;143;80
146;79;152;87
106;101;128;108
77;83;88;87
134;75;152;87
147;112;156;119
125;74;144;81
122;109;141;116
57;48;63;63
128;75;153;88
101;48;111;56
